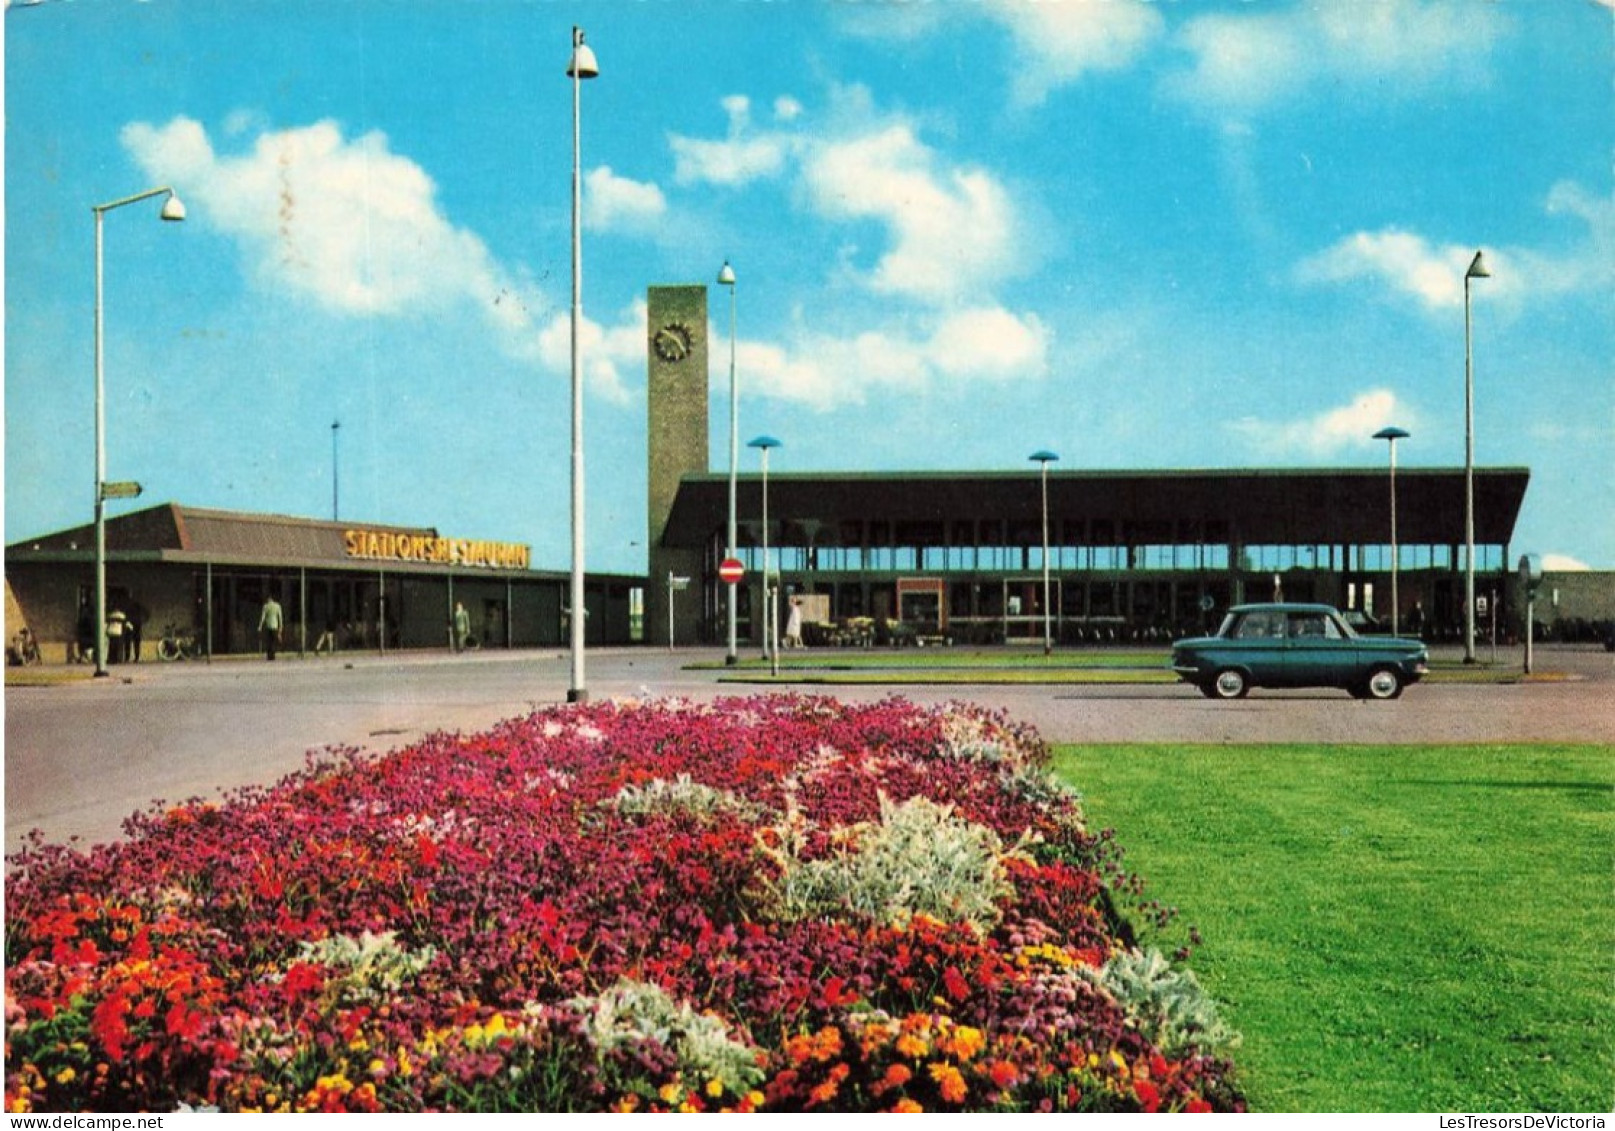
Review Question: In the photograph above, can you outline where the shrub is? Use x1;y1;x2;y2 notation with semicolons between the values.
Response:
758;792;1018;931
1092;948;1241;1058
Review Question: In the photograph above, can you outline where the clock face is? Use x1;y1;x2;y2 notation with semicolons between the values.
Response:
653;322;694;363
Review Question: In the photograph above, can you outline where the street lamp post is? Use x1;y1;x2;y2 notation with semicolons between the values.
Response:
93;186;185;678
566;26;599;702
1373;426;1410;636
1029;450;1059;655
718;260;739;665
1462;249;1490;664
331;420;341;521
749;435;781;676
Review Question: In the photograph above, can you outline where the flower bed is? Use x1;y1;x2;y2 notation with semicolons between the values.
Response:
6;695;1243;1112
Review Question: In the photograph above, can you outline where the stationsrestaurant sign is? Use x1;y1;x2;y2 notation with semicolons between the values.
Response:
343;528;530;570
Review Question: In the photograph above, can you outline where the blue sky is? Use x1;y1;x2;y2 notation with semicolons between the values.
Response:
5;0;1612;573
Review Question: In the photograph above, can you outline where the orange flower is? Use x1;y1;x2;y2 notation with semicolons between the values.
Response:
891;1098;925;1113
984;1059;1019;1089
807;1063;850;1107
786;1025;844;1065
872;1062;913;1095
928;1062;968;1105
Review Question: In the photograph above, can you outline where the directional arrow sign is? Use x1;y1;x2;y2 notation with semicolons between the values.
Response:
100;481;143;501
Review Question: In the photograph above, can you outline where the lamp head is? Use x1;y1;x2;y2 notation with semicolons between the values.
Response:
1029;449;1060;464
748;435;781;451
718;260;736;287
1373;426;1410;442
1465;250;1490;280
159;194;186;222
567;28;599;79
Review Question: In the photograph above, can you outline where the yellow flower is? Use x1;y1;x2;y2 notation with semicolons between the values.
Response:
659;1081;684;1105
54;1068;75;1086
705;1079;725;1098
896;1033;929;1058
943;1024;985;1061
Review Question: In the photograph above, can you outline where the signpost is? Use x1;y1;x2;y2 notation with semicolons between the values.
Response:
1519;554;1542;675
99;481;142;501
667;572;690;653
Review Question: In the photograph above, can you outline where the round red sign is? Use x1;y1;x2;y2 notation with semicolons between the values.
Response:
718;558;745;585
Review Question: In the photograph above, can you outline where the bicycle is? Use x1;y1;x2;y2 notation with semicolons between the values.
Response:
156;623;205;662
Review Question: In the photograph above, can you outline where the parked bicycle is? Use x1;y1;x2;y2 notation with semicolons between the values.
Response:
156;623;206;662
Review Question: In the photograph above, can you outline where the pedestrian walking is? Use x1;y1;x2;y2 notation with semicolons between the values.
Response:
452;601;471;653
259;594;284;661
314;616;337;656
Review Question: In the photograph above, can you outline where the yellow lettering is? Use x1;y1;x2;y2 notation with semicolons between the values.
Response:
340;527;530;570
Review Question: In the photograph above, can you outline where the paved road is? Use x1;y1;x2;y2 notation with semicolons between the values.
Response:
7;645;1612;856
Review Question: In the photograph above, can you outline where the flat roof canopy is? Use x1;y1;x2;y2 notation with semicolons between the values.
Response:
661;467;1530;548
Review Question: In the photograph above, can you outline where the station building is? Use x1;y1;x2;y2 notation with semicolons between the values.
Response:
643;283;1534;647
5;282;1556;660
5;503;641;661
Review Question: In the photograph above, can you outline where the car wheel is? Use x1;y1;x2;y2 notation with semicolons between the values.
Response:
1364;667;1403;700
1212;669;1249;700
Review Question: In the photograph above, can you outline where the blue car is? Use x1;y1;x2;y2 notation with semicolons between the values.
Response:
1171;603;1429;701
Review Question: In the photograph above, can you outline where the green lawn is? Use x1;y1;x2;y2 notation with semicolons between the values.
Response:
704;649;1542;687
1052;744;1614;1113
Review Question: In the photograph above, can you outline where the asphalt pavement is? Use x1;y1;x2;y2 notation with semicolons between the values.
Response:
6;644;1612;857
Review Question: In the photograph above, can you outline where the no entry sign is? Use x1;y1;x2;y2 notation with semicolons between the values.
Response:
719;558;745;585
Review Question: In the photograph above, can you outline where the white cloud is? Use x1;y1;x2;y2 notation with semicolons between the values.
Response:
584;166;666;233
1297;182;1612;311
803;123;1019;303
1296;230;1482;311
838;0;1162;103
1229;389;1412;459
722;305;1049;408
124;118;516;317
536;298;647;406
669;96;793;187
1168;0;1506;114
982;0;1165;104
120;116;647;402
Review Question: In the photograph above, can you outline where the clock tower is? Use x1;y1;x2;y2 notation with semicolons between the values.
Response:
646;285;709;647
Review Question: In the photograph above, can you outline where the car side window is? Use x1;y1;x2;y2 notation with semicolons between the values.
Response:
1232;611;1284;639
1288;613;1341;640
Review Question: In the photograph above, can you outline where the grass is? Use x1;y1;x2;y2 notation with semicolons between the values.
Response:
1052;743;1615;1113
706;649;1546;687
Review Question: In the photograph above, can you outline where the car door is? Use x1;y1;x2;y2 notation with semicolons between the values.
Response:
1284;610;1354;688
1227;608;1287;686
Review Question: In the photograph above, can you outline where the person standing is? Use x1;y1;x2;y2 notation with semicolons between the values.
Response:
785;597;804;649
258;593;284;661
106;607;128;664
452;601;471;653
